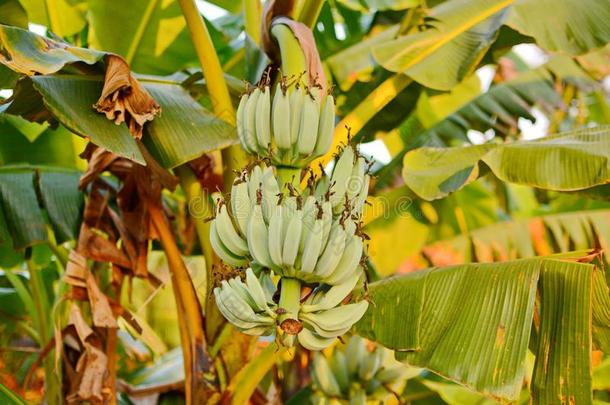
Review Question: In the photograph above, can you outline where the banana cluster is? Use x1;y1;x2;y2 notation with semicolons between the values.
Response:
311;336;411;405
213;269;368;350
209;147;370;285
236;81;335;167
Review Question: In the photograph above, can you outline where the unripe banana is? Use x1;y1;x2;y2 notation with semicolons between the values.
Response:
325;235;364;286
243;88;260;153
314;93;335;157
299;196;318;252
346;337;366;376
248;165;262;203
330;146;355;212
312;353;342;397
255;85;271;152
300;275;359;313
261;166;280;221
348;388;366;405
301;301;368;338
346;157;366;200
231;179;251;236
282;207;303;268
358;346;383;380
268;203;285;268
314;224;347;279
215;203;249;256
289;86;304;147
245;268;275;316
352;174;370;216
209;221;248;267
272;83;291;150
300;218;324;274
297;87;320;156
247;202;275;269
236;93;253;153
329;350;350;393
215;281;274;329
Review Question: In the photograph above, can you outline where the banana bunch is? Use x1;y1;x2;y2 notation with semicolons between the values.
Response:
212;268;277;335
311;336;413;404
236;81;335;167
209;161;367;286
213;269;368;351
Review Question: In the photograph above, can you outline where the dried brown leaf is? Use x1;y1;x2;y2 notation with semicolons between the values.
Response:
85;271;118;329
94;55;160;139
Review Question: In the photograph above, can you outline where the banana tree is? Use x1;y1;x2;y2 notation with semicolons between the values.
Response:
0;0;609;404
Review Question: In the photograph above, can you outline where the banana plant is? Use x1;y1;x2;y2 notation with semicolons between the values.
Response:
0;0;609;404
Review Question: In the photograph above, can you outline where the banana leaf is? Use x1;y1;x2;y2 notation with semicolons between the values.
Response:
0;165;83;249
355;254;604;402
402;125;610;200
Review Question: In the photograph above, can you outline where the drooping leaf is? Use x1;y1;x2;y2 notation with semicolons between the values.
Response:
531;260;593;404
402;125;610;200
372;0;512;90
5;73;237;168
38;171;83;242
0;24;104;75
506;0;610;55
356;256;603;402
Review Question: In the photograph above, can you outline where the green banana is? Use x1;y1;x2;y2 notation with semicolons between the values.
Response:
267;203;285;268
313;93;335;157
255;85;271;152
245;268;275;316
248;165;262;203
346;337;366;376
314;224;347;279
352;174;370;216
330;146;355;212
312;353;342;397
247;202;275;269
298;328;335;351
282;207;303;268
272;82;291;150
329;350;350;393
301;301;368;338
347;157;366;200
300;275;359;313
297;87;320;156
236;93;252;153
300;218;324;274
325;235;364;286
261;166;280;221
289;86;304;149
215;203;249;256
231;179;251;235
358;346;383;380
209;221;248;267
243;88;260;153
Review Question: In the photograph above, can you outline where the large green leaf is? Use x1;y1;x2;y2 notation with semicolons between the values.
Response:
87;0;197;75
355;256;602;402
506;0;610;56
372;0;512;90
5;73;237;168
17;0;86;37
0;24;104;75
402;125;610;200
0;382;27;405
0;166;83;249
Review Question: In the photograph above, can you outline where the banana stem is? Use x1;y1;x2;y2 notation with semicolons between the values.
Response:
149;204;214;403
177;0;247;190
276;167;302;191
271;24;308;80
278;278;302;334
296;0;325;27
243;0;261;44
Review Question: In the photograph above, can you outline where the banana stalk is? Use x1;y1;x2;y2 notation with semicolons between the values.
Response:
278;278;303;335
149;205;216;404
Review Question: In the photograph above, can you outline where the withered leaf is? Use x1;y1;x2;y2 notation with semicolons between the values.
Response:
94;55;160;139
85;271;118;329
78;225;131;268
